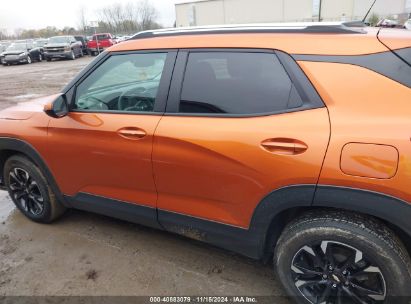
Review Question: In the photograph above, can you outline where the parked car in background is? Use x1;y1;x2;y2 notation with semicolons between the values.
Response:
0;42;11;64
87;33;116;56
31;39;48;61
34;38;48;48
43;36;83;61
377;19;399;28
405;19;411;30
74;35;88;55
1;40;42;66
112;35;121;44
0;41;12;54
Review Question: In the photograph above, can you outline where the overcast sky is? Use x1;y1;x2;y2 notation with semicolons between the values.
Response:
0;0;180;34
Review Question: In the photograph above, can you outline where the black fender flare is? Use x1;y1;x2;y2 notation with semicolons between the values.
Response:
0;137;68;207
247;184;411;259
313;185;411;238
247;185;316;258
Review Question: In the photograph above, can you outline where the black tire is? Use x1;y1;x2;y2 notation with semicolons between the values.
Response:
274;210;411;304
38;53;42;62
69;50;75;60
26;55;32;64
3;155;66;223
46;57;51;62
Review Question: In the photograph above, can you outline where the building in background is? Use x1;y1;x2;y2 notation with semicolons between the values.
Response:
175;0;411;27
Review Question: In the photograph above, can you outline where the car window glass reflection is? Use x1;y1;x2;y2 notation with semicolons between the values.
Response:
74;53;167;113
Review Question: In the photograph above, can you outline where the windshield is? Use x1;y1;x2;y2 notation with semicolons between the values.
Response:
34;40;48;47
6;43;27;51
48;37;69;44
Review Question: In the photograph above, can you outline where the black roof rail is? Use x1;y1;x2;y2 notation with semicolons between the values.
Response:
130;21;366;40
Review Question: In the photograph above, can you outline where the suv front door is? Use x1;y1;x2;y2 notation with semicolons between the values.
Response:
45;51;176;225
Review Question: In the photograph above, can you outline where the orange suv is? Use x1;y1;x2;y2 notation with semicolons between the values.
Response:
1;22;411;303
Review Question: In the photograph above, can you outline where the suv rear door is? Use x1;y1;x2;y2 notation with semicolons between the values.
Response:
153;49;330;230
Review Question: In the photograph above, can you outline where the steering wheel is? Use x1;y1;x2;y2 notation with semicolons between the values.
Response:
118;87;154;112
77;96;108;110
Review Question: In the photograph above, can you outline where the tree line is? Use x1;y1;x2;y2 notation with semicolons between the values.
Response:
1;0;162;40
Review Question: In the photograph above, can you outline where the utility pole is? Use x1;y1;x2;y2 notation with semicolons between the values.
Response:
90;21;100;55
318;0;323;22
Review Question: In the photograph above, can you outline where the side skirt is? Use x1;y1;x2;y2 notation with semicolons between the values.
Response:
65;193;162;230
65;192;261;258
65;185;317;260
158;210;261;259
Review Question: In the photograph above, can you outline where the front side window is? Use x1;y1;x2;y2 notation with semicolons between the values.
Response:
74;53;167;112
179;52;302;115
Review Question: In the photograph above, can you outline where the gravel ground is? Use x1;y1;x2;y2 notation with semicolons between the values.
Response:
0;58;289;301
0;57;91;110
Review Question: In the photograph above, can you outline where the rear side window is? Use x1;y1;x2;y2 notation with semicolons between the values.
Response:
179;52;302;115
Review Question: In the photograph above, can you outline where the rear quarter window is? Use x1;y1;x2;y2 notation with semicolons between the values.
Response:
94;35;110;40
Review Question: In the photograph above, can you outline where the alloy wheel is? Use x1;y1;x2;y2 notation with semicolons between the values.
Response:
8;167;44;216
291;241;386;304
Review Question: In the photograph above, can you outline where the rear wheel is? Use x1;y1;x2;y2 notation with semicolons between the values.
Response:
274;211;411;304
4;155;66;223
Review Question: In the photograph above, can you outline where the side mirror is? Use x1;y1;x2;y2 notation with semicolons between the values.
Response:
44;94;69;118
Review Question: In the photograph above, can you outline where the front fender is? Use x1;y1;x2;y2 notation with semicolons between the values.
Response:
0;137;68;206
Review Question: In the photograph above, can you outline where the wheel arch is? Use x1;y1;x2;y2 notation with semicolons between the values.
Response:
259;185;411;261
0;137;68;207
313;185;411;257
247;185;316;260
0;149;19;188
